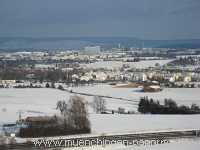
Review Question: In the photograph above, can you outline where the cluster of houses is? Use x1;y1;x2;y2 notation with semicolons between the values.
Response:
69;68;200;86
0;67;200;88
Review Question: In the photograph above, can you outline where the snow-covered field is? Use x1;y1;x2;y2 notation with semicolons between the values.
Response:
0;86;200;135
90;114;200;134
0;88;72;123
72;84;200;107
80;59;172;69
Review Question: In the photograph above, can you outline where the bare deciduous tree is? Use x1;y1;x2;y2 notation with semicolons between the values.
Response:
57;95;90;130
56;100;68;127
67;95;90;129
56;100;67;115
92;96;106;114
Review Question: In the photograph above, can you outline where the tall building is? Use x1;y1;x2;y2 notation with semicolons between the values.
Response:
83;46;101;55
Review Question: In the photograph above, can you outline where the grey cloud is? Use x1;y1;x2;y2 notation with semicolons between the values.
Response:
0;0;200;39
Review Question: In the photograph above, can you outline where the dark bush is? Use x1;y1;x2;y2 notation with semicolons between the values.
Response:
138;97;200;114
19;125;90;138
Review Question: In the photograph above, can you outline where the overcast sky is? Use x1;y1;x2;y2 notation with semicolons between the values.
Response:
0;0;200;39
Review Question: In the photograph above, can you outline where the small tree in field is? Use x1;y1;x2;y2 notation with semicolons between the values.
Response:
56;100;68;126
45;83;50;88
56;100;67;115
92;96;106;114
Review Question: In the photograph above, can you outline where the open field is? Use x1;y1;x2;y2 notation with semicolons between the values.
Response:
0;87;200;135
72;84;200;107
90;114;200;134
1;85;200;123
80;59;172;69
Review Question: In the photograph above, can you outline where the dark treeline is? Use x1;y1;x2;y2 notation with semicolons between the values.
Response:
138;97;200;114
0;68;79;82
0;59;85;82
19;117;90;138
168;56;200;66
0;59;92;69
0;69;64;81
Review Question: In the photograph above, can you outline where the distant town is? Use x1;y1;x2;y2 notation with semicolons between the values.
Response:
0;45;200;88
0;46;200;89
